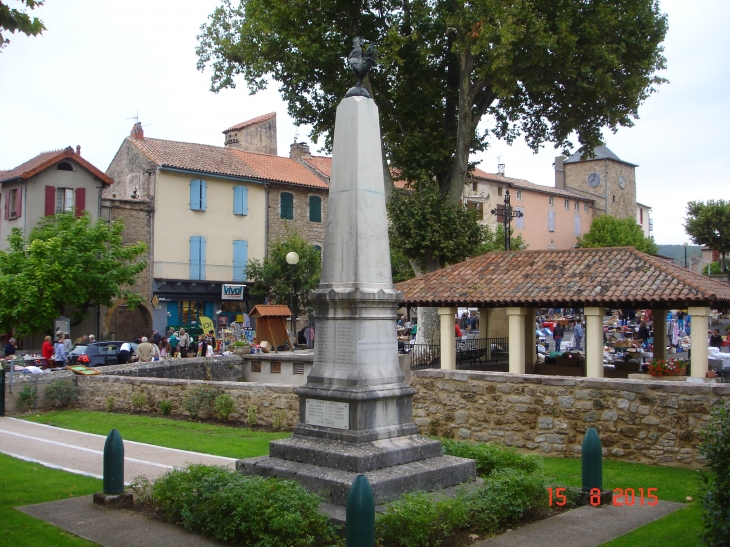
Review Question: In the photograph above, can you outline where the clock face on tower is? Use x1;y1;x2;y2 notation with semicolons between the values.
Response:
587;172;601;188
618;175;626;189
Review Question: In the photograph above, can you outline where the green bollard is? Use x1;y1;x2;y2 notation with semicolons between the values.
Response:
346;473;375;547
582;426;602;492
103;429;125;495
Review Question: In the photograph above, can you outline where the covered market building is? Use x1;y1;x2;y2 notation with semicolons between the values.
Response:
395;247;730;379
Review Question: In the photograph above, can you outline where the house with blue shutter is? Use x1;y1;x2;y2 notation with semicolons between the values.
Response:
101;116;329;339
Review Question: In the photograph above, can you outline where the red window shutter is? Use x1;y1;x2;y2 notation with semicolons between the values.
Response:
3;190;8;220
75;188;86;216
15;187;22;219
45;185;56;216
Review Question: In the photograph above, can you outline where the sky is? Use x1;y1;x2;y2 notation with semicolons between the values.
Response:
0;0;728;245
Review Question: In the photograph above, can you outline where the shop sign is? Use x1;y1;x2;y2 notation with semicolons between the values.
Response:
222;284;245;300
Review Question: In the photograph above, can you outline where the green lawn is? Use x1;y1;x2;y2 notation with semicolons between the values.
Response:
0;453;101;547
23;410;290;458
542;456;703;547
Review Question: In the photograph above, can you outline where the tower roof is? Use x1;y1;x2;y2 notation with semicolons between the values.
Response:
564;145;638;167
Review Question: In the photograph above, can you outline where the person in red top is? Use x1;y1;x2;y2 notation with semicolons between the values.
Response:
455;322;462;338
41;335;54;369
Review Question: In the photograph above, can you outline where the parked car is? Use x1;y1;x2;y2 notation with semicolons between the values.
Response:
68;341;137;367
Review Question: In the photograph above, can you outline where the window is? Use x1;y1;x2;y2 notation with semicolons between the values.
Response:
179;301;204;325
233;240;248;281
190;236;206;280
56;162;74;171
574;201;579;212
5;188;21;219
189;179;207;211
472;180;477;192
309;195;322;222
271;362;281;374
574;215;581;236
516;190;522;200
515;207;524;229
466;200;484;220
612;195;616;202
497;187;503;197
293;363;305;375
495;204;505;223
251;362;261;373
233;186;248;215
548;210;556;232
56;188;74;213
280;192;294;219
548;197;554;206
564;199;569;210
584;203;589;213
639;208;644;224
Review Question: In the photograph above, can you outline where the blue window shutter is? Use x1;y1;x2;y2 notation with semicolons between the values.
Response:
190;236;201;279
204;302;215;319
190;180;201;210
200;236;206;280
233;240;249;281
241;185;248;215
201;180;207;211
233;186;249;215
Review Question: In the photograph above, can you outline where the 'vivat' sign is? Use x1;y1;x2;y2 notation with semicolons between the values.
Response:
221;284;245;300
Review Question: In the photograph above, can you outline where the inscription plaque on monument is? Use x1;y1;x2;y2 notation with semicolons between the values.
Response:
306;399;350;430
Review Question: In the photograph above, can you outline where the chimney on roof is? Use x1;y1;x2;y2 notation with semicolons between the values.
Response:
554;156;565;189
130;122;144;141
290;141;311;162
223;113;277;155
497;163;505;176
76;145;81;156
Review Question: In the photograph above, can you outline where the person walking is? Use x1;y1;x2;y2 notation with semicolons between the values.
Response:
159;337;171;358
553;323;565;352
137;337;155;362
169;331;179;357
638;321;651;350
710;329;723;350
41;335;54;369
53;335;68;368
573;320;585;351
62;333;73;354
178;328;189;358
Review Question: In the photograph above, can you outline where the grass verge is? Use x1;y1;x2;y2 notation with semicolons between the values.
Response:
22;410;290;458
0;453;101;547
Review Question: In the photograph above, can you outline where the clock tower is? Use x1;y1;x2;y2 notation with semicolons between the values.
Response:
554;145;637;220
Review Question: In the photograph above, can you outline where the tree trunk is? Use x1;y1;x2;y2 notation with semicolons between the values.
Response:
446;49;474;206
409;258;441;345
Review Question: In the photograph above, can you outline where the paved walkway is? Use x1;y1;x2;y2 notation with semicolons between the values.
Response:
0;417;236;483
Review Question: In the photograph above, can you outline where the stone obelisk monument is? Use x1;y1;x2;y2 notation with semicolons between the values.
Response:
238;40;475;506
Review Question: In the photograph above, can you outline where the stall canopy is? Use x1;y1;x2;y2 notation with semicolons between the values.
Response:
396;247;730;310
249;305;292;352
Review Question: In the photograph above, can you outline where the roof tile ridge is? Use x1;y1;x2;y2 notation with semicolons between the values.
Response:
629;248;723;296
127;137;162;165
142;137;229;151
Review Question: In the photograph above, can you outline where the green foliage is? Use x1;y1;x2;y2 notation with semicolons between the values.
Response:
106;396;115;413
441;439;542;478
44;380;78;408
388;183;485;271
246;229;321;317
247;405;258;427
213;393;235;421
272;409;287;431
197;0;666;203
0;212;147;336
0;0;46;50
698;404;730;546
465;468;548;526
655;244;702;268
128;476;154;506
159;399;172;416
684;200;730;272
390;247;416;283
577;214;658;254
17;383;36;411
183;386;219;419
477;223;528;254
376;492;471;547
130;392;146;412
152;465;338;546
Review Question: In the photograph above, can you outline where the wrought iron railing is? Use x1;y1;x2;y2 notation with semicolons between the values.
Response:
153;261;246;282
410;338;509;370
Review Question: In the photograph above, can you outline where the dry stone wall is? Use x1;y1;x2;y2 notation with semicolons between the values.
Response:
410;369;730;467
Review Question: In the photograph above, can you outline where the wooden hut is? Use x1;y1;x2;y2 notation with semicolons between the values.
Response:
249;305;292;352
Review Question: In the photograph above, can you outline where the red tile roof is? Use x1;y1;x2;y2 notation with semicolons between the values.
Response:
301;155;409;188
395;247;730;308
223;112;276;134
129;138;328;189
471;168;592;201
0;147;112;185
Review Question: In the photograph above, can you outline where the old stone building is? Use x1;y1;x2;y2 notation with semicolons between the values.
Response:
101;115;329;338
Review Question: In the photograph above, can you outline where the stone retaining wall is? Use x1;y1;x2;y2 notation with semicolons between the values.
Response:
100;355;246;381
410;369;730;467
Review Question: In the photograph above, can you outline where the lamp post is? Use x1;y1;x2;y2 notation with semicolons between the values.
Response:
683;242;688;269
490;189;524;250
286;251;300;350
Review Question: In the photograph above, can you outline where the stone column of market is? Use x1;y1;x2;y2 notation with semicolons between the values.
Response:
238;95;475;506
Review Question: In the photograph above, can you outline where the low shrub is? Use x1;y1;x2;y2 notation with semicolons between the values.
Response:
699;404;730;546
441;439;543;478
272;409;287;431
129;475;154;505
159;399;172;416
131;392;146;411
45;379;78;407
213;393;234;421
106;396;115;413
466;468;548;526
17;383;36;411
247;405;258;427
152;465;338;546
183;386;219;419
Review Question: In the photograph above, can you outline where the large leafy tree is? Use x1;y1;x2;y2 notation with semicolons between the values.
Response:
1;0;45;50
0;212;147;336
577;214;658;255
197;0;667;207
246;230;322;318
684;200;730;272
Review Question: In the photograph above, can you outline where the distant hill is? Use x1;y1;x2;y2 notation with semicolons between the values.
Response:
656;244;702;267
